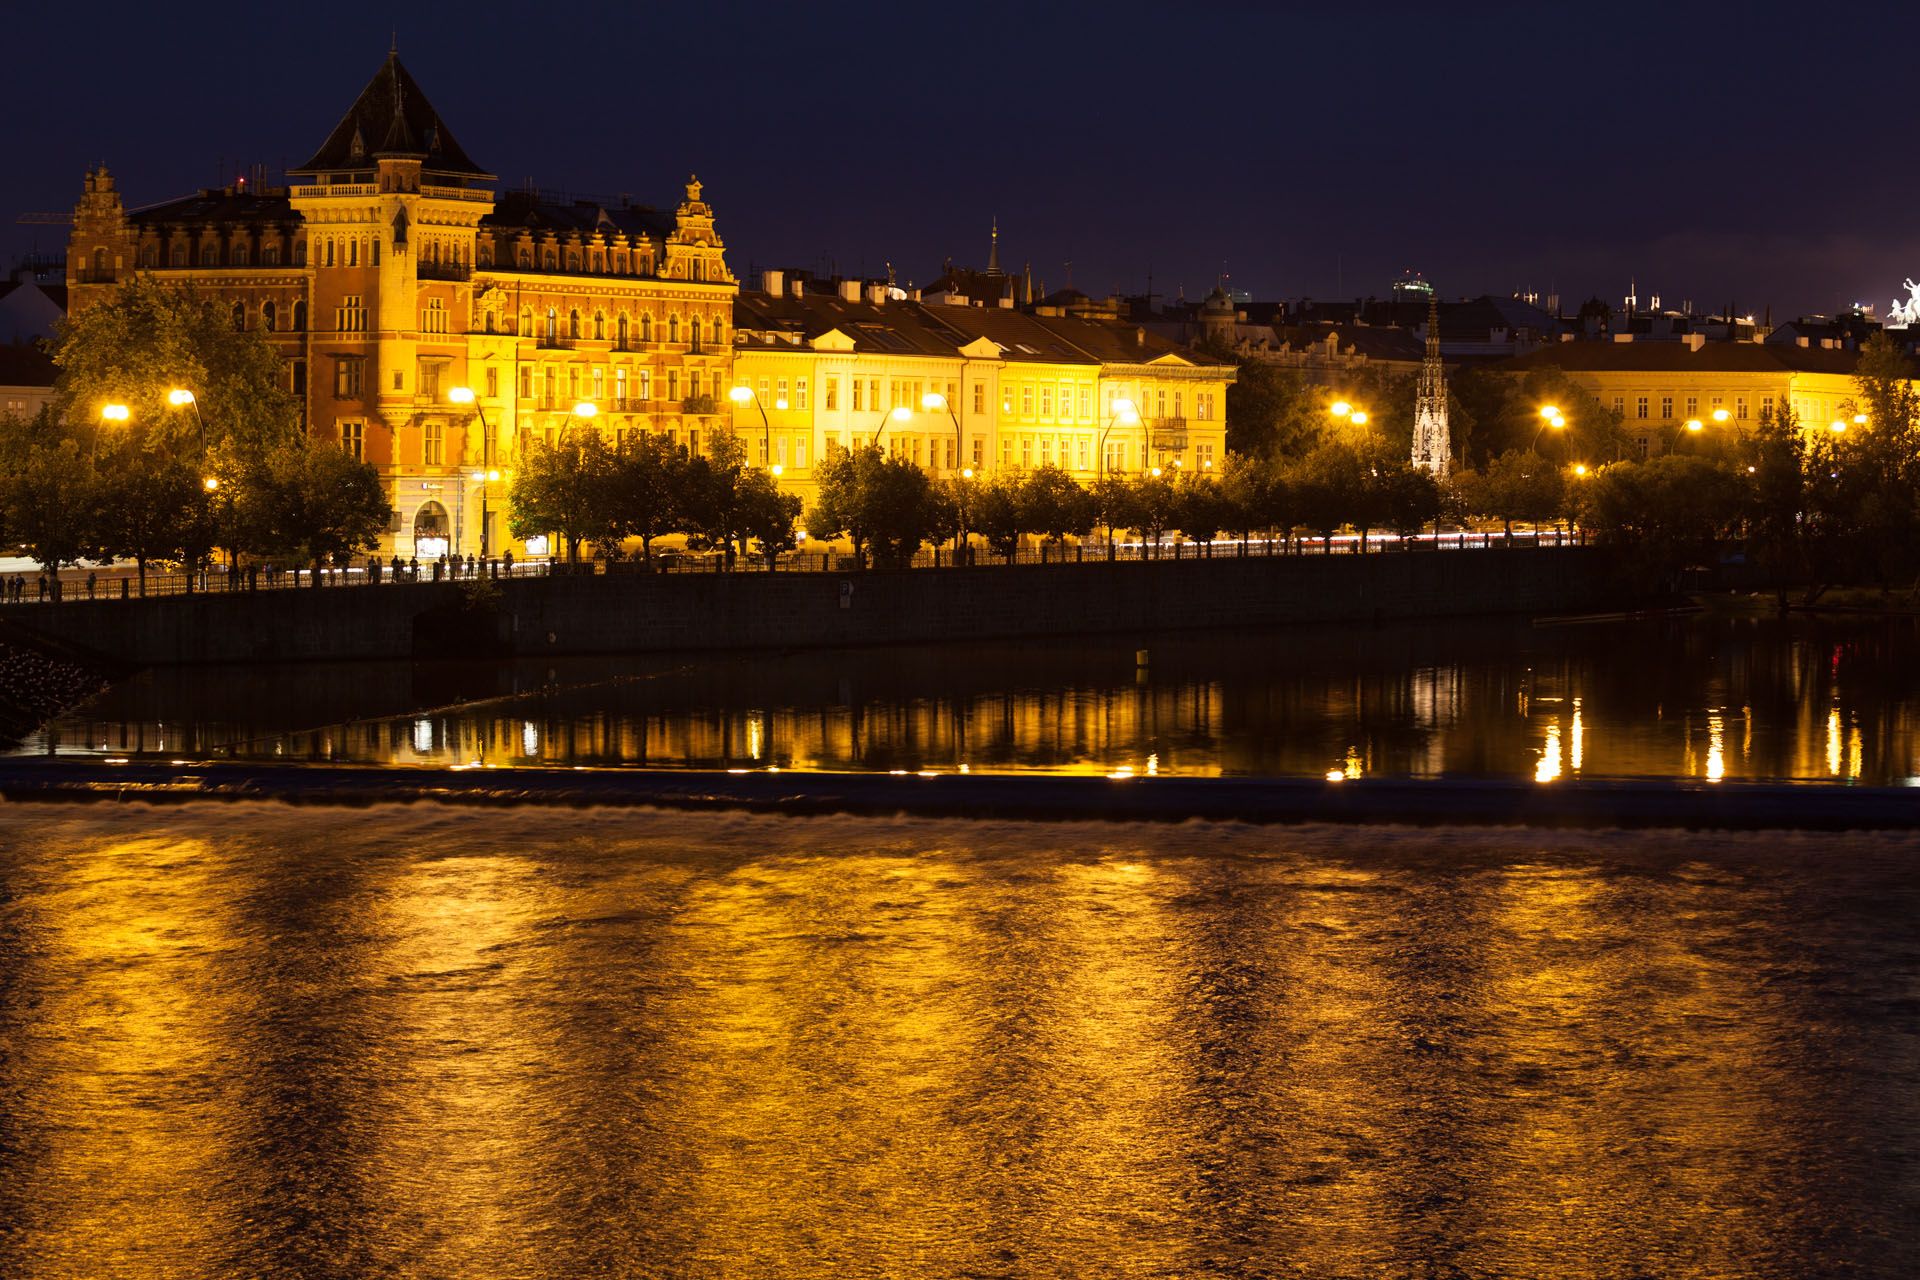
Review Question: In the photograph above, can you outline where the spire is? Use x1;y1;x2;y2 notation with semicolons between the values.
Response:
987;217;1001;275
1412;288;1450;477
292;49;492;178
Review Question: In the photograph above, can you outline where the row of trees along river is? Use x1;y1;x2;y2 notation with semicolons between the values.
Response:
3;283;1918;600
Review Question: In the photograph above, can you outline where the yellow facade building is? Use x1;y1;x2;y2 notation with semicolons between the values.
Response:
66;50;735;557
1499;338;1877;456
731;275;1231;499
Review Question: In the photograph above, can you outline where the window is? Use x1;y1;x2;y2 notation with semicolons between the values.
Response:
972;439;983;467
171;244;187;267
341;420;364;459
348;239;357;267
640;369;653;401
520;366;533;399
421;297;447;334
1079;387;1092;419
1685;395;1698;418
1040;437;1053;465
336;296;366;332
1635;396;1649;420
1635;434;1650;460
545;308;557;341
290;359;306;397
668;370;679;401
1021;385;1034;416
1174;391;1183;419
669;315;680;344
424;420;443;466
1040;386;1053;418
1660;395;1673;420
973;383;985;415
202;243;221;267
569;367;581;399
852;380;864;412
394;370;404;391
1612;395;1625;417
617;314;629;348
569;309;582;340
776;377;788;406
641;313;653;342
825;378;838;411
293;241;306;266
797;378;809;410
263;243;280;266
333;357;364;399
543;368;556;406
1002;439;1014;466
796;439;808;468
1736;396;1749;420
690;318;703;352
592;367;605;401
261;301;276;332
232;243;249;266
485;367;499;398
232;301;246;330
1078;439;1089;469
417;360;443;401
1761;394;1775;419
1197;442;1215;469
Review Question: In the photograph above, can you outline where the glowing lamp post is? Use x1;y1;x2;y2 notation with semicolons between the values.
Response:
922;390;963;475
1098;397;1138;479
449;385;500;557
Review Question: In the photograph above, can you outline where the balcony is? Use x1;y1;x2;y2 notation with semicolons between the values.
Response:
536;334;575;350
74;268;118;284
417;261;472;282
681;395;719;416
1148;416;1189;451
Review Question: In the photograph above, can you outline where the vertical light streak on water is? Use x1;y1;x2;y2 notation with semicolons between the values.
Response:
1707;712;1726;782
1535;720;1563;784
1570;698;1585;773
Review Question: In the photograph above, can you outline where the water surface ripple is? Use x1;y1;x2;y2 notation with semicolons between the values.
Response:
0;803;1915;1277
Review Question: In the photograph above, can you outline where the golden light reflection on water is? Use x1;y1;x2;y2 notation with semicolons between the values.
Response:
1;805;1916;1277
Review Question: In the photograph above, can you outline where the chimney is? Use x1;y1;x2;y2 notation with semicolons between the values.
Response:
1680;332;1705;352
762;269;783;296
790;277;804;299
839;279;861;303
867;283;888;306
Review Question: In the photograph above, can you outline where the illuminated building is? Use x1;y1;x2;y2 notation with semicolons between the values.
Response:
731;274;1232;496
1497;339;1878;457
65;48;735;557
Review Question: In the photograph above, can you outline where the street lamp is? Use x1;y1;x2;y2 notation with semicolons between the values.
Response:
1829;419;1849;434
166;387;209;454
729;383;778;470
922;390;964;475
100;402;129;423
1711;407;1731;425
873;404;911;449
560;400;597;440
449;385;500;557
1098;397;1139;479
1531;411;1568;452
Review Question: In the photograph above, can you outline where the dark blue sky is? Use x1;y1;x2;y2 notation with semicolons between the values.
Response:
7;0;1913;318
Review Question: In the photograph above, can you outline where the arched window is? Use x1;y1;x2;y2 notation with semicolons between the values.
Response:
293;241;306;266
139;245;156;268
171;244;187;267
617;314;629;348
202;243;221;267
711;317;724;346
232;243;249;266
542;249;557;270
291;300;306;331
568;309;581;339
262;243;280;266
261;301;276;331
91;247;106;273
324;240;335;268
348;239;358;267
691;259;704;282
545;307;557;341
689;317;702;352
641;313;653;342
593;312;605;341
669;315;679;344
519;247;533;269
519;306;532;336
231;301;246;329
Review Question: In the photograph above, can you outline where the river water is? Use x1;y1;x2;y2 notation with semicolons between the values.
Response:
0;804;1916;1277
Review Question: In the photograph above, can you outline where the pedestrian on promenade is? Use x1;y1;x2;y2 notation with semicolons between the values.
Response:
408;556;418;582
502;548;514;577
86;571;96;599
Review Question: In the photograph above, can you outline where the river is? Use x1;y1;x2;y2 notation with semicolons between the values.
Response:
0;805;1916;1277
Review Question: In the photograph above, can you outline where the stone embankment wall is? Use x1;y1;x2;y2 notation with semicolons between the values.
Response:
1;548;1623;668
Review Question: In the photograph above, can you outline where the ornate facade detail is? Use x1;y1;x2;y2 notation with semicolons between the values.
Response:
1411;293;1450;476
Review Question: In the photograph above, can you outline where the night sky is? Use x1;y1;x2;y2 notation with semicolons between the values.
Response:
6;1;1912;319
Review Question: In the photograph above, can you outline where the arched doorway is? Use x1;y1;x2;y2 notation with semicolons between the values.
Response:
413;501;450;560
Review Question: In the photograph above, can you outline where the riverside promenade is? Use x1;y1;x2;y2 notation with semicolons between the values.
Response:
0;545;1627;668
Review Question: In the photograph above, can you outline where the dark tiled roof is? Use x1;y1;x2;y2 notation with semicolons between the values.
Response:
1025;313;1231;367
482;192;673;242
1275;323;1424;362
292;52;491;180
0;342;55;388
733;292;966;358
916;306;1096;363
1496;341;1870;376
128;189;296;226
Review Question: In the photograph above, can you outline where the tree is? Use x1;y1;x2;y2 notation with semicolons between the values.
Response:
973;470;1027;562
1223;362;1330;461
245;438;389;573
509;433;616;564
1090;473;1137;558
680;430;751;566
1840;332;1920;587
1742;403;1810;605
1215;452;1275;549
50;276;299;463
736;467;802;569
1173;472;1229;550
1125;470;1179;557
0;412;99;582
1458;449;1568;537
1285;442;1369;549
603;431;681;563
1575;455;1745;588
1374;462;1443;538
806;444;937;569
94;428;209;593
1021;465;1094;554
